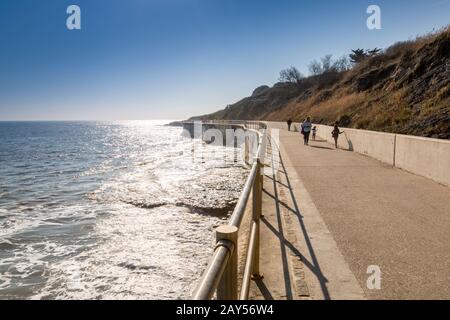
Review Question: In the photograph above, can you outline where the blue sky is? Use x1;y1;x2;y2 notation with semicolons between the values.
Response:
0;0;449;120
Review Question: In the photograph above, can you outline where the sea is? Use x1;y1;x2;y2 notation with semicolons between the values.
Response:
0;120;247;299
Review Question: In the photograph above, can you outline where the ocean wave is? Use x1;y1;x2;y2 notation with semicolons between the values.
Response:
122;201;167;210
88;164;247;218
0;239;17;250
0;122;247;299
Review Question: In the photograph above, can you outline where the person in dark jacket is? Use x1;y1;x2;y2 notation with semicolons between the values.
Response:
287;118;293;131
312;126;318;141
332;123;344;148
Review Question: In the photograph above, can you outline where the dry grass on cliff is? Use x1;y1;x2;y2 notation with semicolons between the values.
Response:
297;25;449;132
304;91;367;121
200;25;450;138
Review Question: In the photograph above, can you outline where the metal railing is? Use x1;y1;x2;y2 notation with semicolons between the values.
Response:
191;120;267;300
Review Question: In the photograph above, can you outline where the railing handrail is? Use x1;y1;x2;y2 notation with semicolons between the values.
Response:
228;161;258;227
192;239;235;300
191;120;267;300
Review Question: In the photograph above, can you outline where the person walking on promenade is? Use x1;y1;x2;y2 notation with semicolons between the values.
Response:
332;123;344;149
301;117;312;146
312;126;317;141
287;118;293;131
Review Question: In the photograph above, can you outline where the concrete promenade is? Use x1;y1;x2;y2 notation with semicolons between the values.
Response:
249;129;450;300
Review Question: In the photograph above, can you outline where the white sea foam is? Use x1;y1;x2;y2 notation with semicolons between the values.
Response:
0;121;247;299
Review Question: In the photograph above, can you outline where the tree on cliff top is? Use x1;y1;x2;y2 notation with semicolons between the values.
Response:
279;66;304;84
308;55;352;75
349;48;382;64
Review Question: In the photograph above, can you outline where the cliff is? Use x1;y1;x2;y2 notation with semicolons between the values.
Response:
191;26;450;139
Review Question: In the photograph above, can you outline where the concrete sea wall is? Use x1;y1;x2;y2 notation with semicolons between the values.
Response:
313;125;396;166
265;121;450;187
394;134;450;187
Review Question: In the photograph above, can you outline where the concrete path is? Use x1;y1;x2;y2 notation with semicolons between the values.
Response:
250;129;450;300
248;136;313;300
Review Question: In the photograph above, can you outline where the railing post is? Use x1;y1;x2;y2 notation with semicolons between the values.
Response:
252;159;263;279
244;135;249;165
259;134;266;190
216;225;238;300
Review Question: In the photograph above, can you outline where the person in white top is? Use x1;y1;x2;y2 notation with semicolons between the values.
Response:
301;117;312;145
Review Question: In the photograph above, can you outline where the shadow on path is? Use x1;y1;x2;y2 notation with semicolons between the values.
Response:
267;135;331;300
309;145;334;151
254;279;274;300
267;137;294;300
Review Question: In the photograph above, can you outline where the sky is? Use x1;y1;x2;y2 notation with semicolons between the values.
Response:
0;0;449;120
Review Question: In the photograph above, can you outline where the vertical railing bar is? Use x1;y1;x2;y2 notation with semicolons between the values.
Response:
239;221;257;300
252;158;263;279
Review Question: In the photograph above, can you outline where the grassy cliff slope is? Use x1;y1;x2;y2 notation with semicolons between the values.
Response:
191;27;450;139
